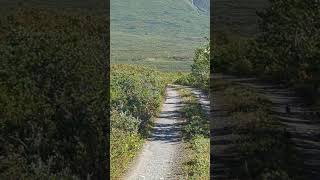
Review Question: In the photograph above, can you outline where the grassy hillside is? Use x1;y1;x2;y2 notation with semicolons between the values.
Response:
111;0;209;71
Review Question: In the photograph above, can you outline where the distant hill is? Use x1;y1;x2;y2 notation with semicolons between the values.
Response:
111;0;209;71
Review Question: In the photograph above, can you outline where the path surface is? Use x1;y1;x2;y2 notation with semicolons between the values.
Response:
185;87;210;117
124;85;185;180
212;73;320;179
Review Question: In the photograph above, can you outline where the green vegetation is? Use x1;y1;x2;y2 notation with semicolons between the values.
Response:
110;64;169;179
213;79;301;179
111;0;209;71
212;0;318;178
213;0;320;103
109;41;210;178
110;0;210;175
110;110;143;179
0;8;108;179
176;43;209;91
212;0;268;37
169;42;210;179
111;57;193;72
178;88;209;179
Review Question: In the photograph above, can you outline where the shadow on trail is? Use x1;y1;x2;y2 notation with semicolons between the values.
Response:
124;86;186;179
149;122;185;143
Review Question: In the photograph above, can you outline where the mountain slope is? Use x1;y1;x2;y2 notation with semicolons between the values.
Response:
111;0;209;71
192;0;210;13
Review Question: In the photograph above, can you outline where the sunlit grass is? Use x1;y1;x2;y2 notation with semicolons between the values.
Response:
178;88;210;179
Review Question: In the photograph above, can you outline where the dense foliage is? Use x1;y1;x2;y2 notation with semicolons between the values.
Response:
110;65;167;128
212;0;320;102
0;8;108;179
176;43;210;91
110;64;167;178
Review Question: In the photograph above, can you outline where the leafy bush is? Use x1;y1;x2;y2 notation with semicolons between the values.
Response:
212;0;320;102
110;110;143;179
0;8;108;179
176;43;210;91
254;0;320;101
110;64;168;178
175;73;196;87
191;43;210;90
212;39;254;76
184;135;210;179
111;64;166;128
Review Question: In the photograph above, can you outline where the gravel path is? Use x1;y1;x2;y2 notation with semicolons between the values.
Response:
188;88;210;116
124;85;185;180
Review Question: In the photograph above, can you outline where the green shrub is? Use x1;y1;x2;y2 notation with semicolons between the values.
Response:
212;39;254;76
110;110;143;179
0;8;108;179
175;73;195;86
111;64;166;129
175;43;209;91
212;0;320;102
184;135;210;179
110;64;168;178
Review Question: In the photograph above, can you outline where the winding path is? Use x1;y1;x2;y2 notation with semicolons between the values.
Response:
124;85;185;179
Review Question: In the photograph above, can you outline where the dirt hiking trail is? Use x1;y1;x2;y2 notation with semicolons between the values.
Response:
124;85;185;180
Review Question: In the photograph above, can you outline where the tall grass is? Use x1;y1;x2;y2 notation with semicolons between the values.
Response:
178;88;209;179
